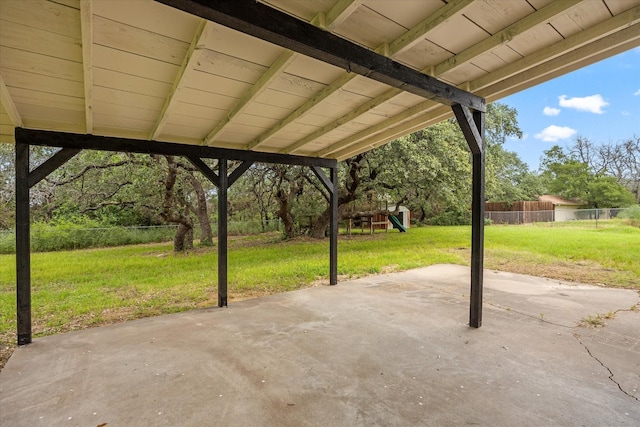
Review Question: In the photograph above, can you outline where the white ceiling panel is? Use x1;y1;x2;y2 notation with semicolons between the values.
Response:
0;0;637;161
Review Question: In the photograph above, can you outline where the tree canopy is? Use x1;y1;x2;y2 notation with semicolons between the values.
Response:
540;139;637;208
2;102;637;247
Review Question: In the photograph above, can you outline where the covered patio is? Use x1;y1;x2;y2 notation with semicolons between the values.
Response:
1;0;639;401
2;265;639;425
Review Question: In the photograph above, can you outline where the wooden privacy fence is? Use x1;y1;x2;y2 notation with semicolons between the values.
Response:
485;201;555;224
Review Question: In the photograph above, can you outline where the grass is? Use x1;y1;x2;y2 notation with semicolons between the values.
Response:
1;223;639;369
484;223;640;286
580;311;615;327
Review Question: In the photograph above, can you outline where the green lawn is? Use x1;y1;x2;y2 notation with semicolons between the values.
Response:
1;223;639;366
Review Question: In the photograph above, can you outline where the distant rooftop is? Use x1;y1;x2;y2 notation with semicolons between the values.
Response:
539;195;587;206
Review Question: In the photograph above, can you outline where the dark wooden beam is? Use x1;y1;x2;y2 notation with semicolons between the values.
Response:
311;165;339;285
453;103;485;327
15;128;336;169
469;110;485;328
311;166;332;193
155;0;485;113
15;143;32;345
28;148;81;188
187;155;220;187
452;104;483;154
329;166;338;286
218;159;228;307
228;161;253;187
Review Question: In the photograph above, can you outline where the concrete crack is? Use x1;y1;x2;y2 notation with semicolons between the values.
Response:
573;331;639;402
483;300;574;329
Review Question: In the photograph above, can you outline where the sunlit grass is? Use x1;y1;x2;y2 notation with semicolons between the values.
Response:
1;223;638;367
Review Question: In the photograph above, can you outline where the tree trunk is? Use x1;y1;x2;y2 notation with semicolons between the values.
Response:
275;189;296;239
309;154;364;239
174;223;192;251
186;171;213;246
310;209;330;239
161;155;195;252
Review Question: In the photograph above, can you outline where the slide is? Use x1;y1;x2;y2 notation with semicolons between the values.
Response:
388;215;407;232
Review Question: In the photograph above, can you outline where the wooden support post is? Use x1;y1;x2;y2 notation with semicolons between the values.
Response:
452;104;485;328
329;165;338;286
311;164;339;286
15;142;31;345
469;110;485;328
218;158;228;307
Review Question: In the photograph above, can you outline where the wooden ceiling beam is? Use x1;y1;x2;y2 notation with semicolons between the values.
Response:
254;0;472;153
16;127;337;169
282;87;401;154
470;6;640;93
388;0;475;57
333;105;451;160
312;0;365;31
155;0;485;112
334;22;640;161
151;19;209;141
317;7;640;159
433;0;583;77
335;109;451;160
0;75;22;127
480;25;640;102
245;0;367;151
314;0;584;156
279;0;479;154
80;0;94;134
245;72;355;150
315;98;440;157
204;50;296;145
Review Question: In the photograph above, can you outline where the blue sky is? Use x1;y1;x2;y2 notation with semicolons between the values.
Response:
500;47;640;171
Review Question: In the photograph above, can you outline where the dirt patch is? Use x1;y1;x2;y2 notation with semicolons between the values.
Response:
0;331;15;372
484;250;639;289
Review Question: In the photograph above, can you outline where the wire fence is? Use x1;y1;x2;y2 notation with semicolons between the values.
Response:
0;219;282;254
485;207;633;227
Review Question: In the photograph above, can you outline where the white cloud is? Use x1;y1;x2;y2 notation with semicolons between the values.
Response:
543;106;561;116
534;125;577;142
622;111;631;116
634;89;640;96
558;94;609;114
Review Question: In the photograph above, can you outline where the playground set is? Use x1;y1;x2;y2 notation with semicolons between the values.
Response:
345;194;409;234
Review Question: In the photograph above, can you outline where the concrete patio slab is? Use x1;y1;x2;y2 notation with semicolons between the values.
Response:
1;264;638;426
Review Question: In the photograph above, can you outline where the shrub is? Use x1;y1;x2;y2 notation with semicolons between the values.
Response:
426;209;471;226
618;205;640;227
0;231;14;254
0;220;282;254
0;223;178;254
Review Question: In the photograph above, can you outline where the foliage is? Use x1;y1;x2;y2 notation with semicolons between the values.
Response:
386;121;473;217
618;205;640;227
568;135;640;202
480;103;542;202
0;103;544;241
0;143;14;229
0;220;178;254
13;149;219;251
426;208;471;226
0;218;282;254
540;144;636;208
